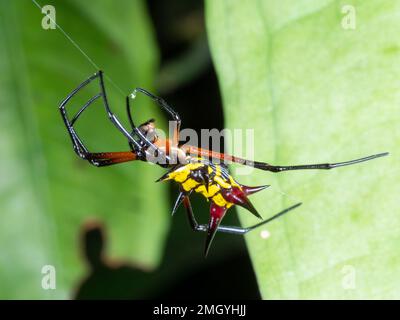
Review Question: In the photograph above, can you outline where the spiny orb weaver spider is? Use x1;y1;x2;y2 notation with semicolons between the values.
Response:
60;71;388;256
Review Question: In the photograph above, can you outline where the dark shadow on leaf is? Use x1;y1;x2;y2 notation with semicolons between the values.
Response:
75;221;156;299
74;213;260;299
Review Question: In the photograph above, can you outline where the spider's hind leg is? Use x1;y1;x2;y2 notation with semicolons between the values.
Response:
181;196;302;256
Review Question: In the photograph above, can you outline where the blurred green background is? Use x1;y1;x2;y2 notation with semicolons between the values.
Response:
0;0;399;299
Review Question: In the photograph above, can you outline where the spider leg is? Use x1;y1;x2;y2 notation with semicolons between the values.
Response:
125;96;143;152
181;195;302;255
84;152;137;167
171;190;186;216
94;71;143;153
59;72;139;167
126;94;136;132
184;201;302;234
133;88;181;148
181;195;208;233
251;153;389;172
125;96;171;162
134;87;181;124
67;71;171;165
59;73;101;158
182;146;388;172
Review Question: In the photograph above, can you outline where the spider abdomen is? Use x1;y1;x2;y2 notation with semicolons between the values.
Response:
160;162;240;208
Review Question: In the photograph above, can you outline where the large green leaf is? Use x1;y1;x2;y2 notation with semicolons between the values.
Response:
206;0;399;299
0;0;168;298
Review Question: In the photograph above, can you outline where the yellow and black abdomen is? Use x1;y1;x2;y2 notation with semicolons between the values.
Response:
158;161;241;208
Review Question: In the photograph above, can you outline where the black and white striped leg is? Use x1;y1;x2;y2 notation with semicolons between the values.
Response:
182;196;302;235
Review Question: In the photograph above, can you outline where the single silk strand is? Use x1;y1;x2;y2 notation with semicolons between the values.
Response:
31;0;125;96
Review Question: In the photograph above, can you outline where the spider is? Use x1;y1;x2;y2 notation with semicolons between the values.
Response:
59;71;388;256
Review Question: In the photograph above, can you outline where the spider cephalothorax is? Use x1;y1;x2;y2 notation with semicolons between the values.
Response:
59;71;388;256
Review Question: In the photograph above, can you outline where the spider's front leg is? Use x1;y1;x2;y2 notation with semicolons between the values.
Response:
128;87;183;163
61;107;138;167
60;101;138;167
59;72;140;167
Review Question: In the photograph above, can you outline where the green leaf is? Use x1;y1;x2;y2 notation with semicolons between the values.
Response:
0;0;168;298
206;0;399;299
